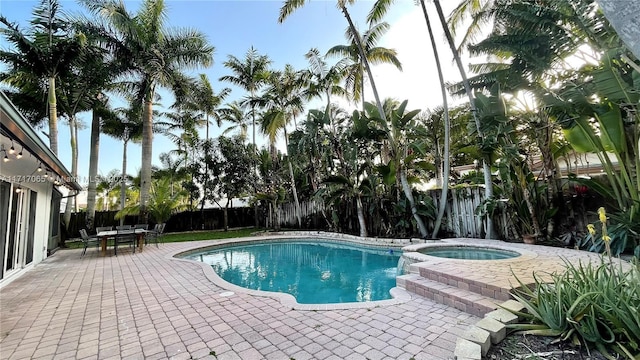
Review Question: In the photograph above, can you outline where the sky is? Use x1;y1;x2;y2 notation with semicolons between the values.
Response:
0;0;465;187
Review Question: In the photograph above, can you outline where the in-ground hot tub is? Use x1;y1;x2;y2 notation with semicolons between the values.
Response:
397;242;525;274
418;246;520;260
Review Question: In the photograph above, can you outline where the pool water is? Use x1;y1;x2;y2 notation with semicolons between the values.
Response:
184;241;400;304
418;246;519;260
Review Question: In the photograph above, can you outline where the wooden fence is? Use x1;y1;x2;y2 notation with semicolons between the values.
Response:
274;186;511;239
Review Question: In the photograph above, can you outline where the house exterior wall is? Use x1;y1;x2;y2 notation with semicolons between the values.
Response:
0;168;54;287
1;91;80;287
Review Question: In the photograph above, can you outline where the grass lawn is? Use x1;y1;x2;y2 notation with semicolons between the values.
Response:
161;228;257;242
65;227;259;249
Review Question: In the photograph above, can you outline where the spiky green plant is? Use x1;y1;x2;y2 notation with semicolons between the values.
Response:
508;259;639;359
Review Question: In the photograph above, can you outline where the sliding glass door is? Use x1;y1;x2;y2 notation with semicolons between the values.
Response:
1;182;37;280
0;181;9;280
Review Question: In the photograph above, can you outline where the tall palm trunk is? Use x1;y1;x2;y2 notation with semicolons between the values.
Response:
421;0;451;238
339;5;388;123
202;115;210;229
63;117;78;231
250;92;257;148
283;126;302;227
205;113;210;141
48;77;58;155
356;196;367;237
434;0;495;238
120;138;129;226
139;97;154;223
250;92;259;229
86;110;100;230
400;168;428;236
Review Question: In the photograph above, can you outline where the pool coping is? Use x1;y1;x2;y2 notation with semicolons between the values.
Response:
167;233;416;311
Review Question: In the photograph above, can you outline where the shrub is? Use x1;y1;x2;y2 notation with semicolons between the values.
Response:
508;258;639;359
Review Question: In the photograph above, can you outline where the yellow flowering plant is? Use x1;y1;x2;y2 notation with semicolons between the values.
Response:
581;206;639;259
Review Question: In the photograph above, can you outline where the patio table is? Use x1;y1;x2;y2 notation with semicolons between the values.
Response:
96;229;147;255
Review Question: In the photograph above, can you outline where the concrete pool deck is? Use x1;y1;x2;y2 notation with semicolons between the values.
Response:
0;234;623;359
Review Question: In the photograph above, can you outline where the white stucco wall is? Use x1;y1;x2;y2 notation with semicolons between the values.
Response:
0;165;55;287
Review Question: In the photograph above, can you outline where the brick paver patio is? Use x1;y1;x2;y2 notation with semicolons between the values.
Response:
1;238;478;360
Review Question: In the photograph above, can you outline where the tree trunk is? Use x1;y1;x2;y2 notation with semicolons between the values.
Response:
283;127;302;227
517;166;542;237
400;169;428;237
47;77;58;155
120;138;129;226
274;200;281;231
139;97;154;223
433;0;495;238
596;0;640;59
356;196;367;237
340;5;388;123
63;117;78;231
224;198;230;231
86;110;101;231
421;0;451;239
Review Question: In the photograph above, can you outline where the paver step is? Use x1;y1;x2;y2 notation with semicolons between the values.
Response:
397;274;501;317
412;266;513;301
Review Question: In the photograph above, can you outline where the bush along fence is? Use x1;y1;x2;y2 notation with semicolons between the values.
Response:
274;188;491;239
272;184;607;241
62;207;255;241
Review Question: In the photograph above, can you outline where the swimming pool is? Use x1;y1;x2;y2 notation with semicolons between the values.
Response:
183;240;401;304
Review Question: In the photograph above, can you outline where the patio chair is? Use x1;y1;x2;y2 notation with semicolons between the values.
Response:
96;226;113;234
134;224;148;230
116;225;132;231
145;223;165;247
114;228;136;255
79;229;99;256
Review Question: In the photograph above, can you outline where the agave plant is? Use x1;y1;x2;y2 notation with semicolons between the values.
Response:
507;259;640;359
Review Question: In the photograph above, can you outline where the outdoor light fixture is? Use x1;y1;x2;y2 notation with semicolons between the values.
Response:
9;140;15;154
16;147;23;159
1;146;9;162
37;163;43;172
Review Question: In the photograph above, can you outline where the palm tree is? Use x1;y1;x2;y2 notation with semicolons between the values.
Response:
219;101;251;142
432;0;495;238
219;47;271;148
180;74;231;141
0;0;85;155
83;0;214;222
366;99;430;237
446;0;495;54
304;48;346;126
58;25;121;231
279;0;394;123
258;65;308;227
155;152;187;197
366;0;493;237
417;0;450;238
101;101;143;225
326;22;401;112
365;0;495;238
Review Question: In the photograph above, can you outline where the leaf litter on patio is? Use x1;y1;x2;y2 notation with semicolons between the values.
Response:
486;334;609;360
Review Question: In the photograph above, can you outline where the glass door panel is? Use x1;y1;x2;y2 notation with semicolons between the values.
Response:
26;191;37;265
0;181;10;280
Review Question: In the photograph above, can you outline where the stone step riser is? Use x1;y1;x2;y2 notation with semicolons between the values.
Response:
398;275;500;317
414;266;512;301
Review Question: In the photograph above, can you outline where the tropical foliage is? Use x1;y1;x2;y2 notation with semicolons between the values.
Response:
508;259;640;359
1;0;639;255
